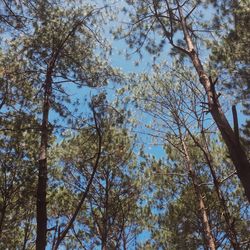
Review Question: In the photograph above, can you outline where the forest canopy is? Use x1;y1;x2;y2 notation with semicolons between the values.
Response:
0;0;249;249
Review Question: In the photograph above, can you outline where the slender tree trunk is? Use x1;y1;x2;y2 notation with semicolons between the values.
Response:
122;229;127;250
181;138;216;250
209;168;240;249
0;202;6;239
183;116;241;249
200;133;241;249
53;144;101;250
177;2;250;202
233;0;239;32
177;120;216;249
35;62;53;250
102;172;109;250
34;20;86;249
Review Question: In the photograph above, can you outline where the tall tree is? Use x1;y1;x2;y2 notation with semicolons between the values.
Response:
210;0;250;146
123;62;249;249
117;0;250;202
0;47;40;249
49;97;140;249
0;115;38;249
1;1;119;248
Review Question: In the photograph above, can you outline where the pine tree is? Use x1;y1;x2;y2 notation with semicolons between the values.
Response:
48;96;140;249
116;0;250;202
210;0;250;146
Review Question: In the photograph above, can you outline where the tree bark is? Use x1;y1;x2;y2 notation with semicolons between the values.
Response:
187;126;241;249
181;137;216;250
176;2;250;203
36;61;53;250
180;115;241;249
0;202;6;239
200;133;240;249
35;20;83;249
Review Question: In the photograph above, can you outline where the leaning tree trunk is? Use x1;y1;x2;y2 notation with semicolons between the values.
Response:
177;3;250;203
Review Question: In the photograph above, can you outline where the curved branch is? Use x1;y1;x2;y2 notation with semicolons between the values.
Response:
53;106;103;249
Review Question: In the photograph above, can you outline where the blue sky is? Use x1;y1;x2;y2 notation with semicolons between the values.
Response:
44;1;249;248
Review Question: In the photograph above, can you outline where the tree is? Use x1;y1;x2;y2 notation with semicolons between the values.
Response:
124;62;249;249
0;46;40;249
1;0;249;248
210;0;250;146
0;115;38;249
1;0;119;248
117;0;250;202
49;97;140;249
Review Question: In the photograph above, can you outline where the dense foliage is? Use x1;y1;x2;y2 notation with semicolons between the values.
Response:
0;0;249;249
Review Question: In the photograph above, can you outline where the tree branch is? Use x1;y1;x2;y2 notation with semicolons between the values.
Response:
53;106;103;249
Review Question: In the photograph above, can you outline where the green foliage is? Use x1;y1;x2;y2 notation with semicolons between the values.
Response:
210;0;250;145
0;113;39;248
121;60;249;249
49;111;140;249
1;1;250;249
